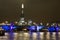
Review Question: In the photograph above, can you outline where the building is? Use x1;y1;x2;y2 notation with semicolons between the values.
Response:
18;3;27;26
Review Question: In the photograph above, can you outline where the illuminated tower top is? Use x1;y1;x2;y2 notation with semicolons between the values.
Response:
22;3;24;14
22;3;24;9
20;3;24;18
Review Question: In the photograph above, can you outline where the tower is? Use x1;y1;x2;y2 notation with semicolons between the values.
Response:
18;3;27;26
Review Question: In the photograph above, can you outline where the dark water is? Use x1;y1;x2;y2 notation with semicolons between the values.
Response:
0;32;60;40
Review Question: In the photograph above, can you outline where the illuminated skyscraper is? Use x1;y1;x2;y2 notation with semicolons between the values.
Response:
18;3;27;26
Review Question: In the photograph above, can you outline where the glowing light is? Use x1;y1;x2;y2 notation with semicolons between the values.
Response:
21;21;25;23
46;23;49;26
58;24;60;26
51;23;56;26
33;22;37;25
11;26;13;29
39;26;44;29
28;25;44;31
29;26;35;31
52;23;55;25
21;18;24;21
37;26;40;31
23;29;27;31
2;22;5;25
48;26;55;32
2;25;10;31
10;23;17;30
15;21;18;24
37;25;43;31
55;26;59;31
40;23;43;25
31;26;35;30
5;21;8;24
22;3;24;8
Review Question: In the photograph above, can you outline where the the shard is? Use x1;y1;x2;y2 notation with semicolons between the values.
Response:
18;3;27;26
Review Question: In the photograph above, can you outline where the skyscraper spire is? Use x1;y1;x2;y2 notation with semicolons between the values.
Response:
20;3;24;18
22;3;24;14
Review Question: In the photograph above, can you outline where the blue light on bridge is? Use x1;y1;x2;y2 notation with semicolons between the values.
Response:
48;26;55;32
37;25;44;31
10;22;17;30
2;25;10;31
2;24;17;31
10;25;16;29
55;25;60;31
29;26;35;31
55;27;59;31
38;25;44;29
28;25;44;31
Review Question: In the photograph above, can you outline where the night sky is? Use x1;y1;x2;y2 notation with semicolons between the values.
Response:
0;0;60;23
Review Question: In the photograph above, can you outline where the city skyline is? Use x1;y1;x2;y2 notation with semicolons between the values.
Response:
0;0;60;23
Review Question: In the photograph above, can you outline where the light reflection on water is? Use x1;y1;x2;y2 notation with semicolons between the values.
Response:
0;32;60;40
